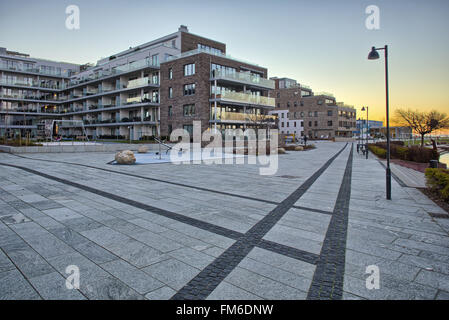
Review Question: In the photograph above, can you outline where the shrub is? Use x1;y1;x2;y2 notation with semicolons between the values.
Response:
370;143;439;163
368;145;387;158
425;168;449;202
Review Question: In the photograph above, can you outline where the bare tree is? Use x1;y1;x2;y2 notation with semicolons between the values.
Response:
394;109;449;146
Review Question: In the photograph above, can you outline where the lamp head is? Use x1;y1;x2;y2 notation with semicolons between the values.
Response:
368;47;380;60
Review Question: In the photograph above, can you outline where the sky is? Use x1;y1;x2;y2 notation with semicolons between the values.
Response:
1;0;448;123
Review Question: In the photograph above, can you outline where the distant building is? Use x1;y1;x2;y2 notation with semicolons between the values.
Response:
268;77;357;140
356;119;383;136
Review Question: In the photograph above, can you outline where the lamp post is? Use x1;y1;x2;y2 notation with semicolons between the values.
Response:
368;45;391;200
357;117;361;153
361;106;369;159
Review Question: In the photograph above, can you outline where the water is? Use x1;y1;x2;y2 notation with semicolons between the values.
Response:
440;153;449;167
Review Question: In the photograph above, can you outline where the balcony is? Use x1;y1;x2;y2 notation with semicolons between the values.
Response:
126;94;158;104
0;62;71;77
127;77;151;89
213;91;275;108
213;111;277;123
211;69;274;89
68;57;159;88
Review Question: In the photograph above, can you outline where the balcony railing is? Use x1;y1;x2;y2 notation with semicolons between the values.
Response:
0;63;72;77
127;77;151;89
314;91;335;98
126;94;158;104
211;69;274;89
213;111;277;123
213;91;275;108
68;57;159;87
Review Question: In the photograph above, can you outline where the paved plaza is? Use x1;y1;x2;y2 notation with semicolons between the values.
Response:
0;141;448;300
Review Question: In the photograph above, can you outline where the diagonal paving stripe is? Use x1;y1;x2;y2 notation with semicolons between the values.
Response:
307;143;353;300
0;162;319;267
9;153;333;215
171;143;348;300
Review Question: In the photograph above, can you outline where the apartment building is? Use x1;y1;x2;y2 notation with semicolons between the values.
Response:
268;77;357;140
0;47;80;137
1;26;276;140
269;109;303;137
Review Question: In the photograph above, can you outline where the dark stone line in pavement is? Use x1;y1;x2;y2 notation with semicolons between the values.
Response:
0;162;321;268
377;159;406;188
9;153;334;216
171;143;348;300
306;144;353;300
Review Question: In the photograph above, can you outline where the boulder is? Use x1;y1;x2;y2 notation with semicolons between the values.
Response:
277;148;286;154
138;145;149;153
294;146;304;151
115;150;136;164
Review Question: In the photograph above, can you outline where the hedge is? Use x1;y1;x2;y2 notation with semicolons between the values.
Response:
425;168;449;202
369;143;439;163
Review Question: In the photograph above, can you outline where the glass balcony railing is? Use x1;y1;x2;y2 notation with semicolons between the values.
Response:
314;91;335;98
126;94;158;104
213;111;277;123
127;77;150;89
166;48;260;67
69;57;159;87
0;63;72;77
213;91;275;108
212;69;274;89
0;80;66;90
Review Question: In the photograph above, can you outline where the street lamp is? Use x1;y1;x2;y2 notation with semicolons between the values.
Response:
361;106;369;159
368;45;391;200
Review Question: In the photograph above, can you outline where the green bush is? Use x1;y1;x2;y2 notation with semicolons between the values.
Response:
371;142;439;163
368;145;387;158
425;168;449;202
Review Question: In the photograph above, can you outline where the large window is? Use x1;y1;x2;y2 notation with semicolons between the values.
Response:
168;87;173;98
168;68;173;80
184;83;195;96
183;104;195;116
168;106;173;117
184;64;195;76
211;63;236;77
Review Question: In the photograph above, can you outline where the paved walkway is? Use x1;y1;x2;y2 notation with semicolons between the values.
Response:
0;142;448;300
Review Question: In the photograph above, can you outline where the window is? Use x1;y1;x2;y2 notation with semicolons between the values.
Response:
287;102;290;108
169;68;173;80
300;101;304;106
151;54;159;66
168;124;173;135
198;44;222;55
277;92;280;98
314;121;318;127
184;64;195;76
168;106;173;117
287;122;289;127
318;100;323;105
183;104;195;116
169;87;173;98
277;103;280;108
300;112;304;117
308;112;313;117
328;110;333;116
171;40;176;48
308;121;312;127
328;121;333;126
314;111;318;117
184;84;195;96
152;72;159;85
294;102;297;107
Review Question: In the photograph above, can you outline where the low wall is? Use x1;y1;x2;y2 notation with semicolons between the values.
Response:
0;143;173;154
334;137;356;142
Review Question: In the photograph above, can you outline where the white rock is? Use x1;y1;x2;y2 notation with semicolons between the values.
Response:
115;150;136;164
